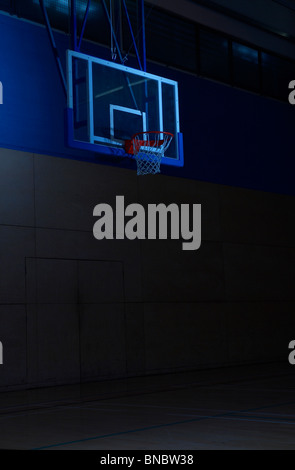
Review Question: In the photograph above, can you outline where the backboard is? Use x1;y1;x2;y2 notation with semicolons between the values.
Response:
66;50;184;166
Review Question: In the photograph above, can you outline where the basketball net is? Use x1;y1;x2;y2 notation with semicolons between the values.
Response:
131;131;174;176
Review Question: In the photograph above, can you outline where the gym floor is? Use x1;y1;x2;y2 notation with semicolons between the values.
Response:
0;362;294;450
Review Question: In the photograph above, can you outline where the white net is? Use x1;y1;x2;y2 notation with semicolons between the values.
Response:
132;132;174;176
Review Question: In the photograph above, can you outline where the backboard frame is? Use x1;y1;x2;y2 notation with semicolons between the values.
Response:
65;49;184;167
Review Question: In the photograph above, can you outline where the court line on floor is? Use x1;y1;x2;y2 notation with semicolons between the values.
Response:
32;400;295;450
168;412;295;424
1;369;293;418
3;403;295;424
76;404;295;419
1;389;294;423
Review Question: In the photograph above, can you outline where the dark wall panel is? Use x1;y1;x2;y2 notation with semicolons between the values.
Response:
0;148;294;391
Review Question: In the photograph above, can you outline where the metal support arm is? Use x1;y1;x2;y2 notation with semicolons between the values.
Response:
39;0;67;96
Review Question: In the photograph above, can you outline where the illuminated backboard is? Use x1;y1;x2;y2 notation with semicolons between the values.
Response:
66;50;183;166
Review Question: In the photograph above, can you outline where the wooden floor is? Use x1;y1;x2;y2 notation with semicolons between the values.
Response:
0;362;294;450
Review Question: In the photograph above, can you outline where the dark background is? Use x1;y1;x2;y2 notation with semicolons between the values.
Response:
0;0;294;397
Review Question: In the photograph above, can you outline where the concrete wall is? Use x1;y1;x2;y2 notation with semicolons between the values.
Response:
0;147;294;390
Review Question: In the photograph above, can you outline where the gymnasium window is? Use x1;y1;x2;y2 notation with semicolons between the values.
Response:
199;29;230;83
7;0;111;47
232;42;260;92
144;8;197;72
261;52;295;101
0;0;10;13
0;0;294;102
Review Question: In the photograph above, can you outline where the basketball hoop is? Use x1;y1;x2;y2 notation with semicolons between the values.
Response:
125;131;174;176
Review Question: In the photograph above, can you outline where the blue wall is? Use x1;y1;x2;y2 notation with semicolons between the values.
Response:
0;12;294;195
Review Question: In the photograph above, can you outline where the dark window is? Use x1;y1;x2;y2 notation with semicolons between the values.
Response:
261;52;295;101
0;0;294;102
144;8;197;72
0;0;11;13
232;42;260;92
123;1;197;72
15;0;111;47
199;29;230;82
122;0;138;58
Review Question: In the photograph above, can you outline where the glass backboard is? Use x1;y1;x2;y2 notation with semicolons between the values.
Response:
66;50;183;166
